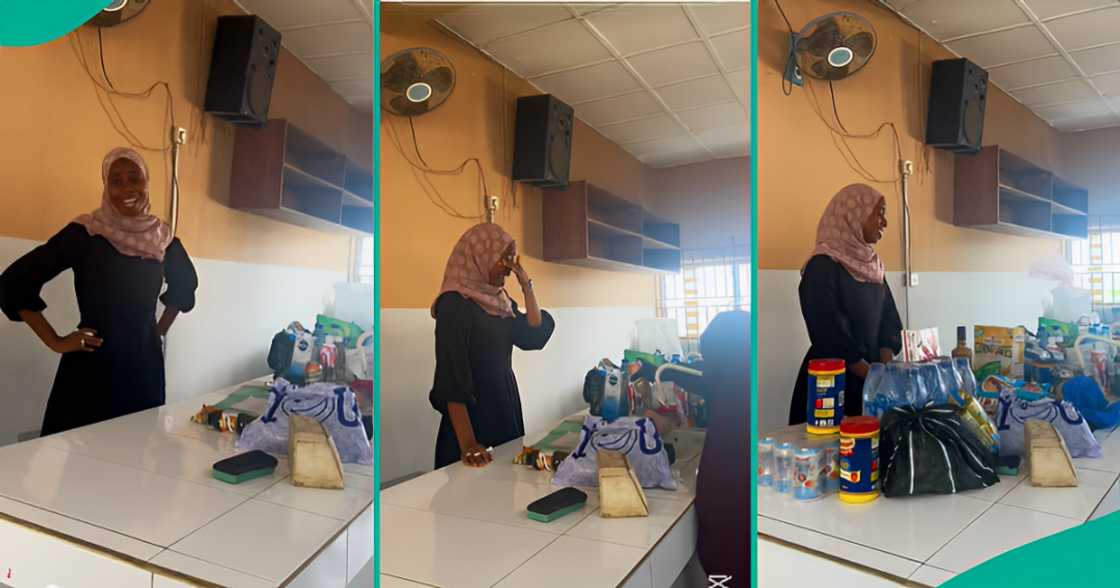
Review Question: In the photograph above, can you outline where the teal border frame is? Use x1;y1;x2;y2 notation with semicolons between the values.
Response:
749;0;759;586
0;2;105;47
373;2;383;587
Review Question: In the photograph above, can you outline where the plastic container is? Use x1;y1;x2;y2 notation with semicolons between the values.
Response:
758;437;776;487
807;359;845;435
793;447;822;500
821;442;841;493
839;416;880;504
775;442;794;494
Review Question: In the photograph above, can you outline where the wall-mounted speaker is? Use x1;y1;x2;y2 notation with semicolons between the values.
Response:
512;94;574;189
204;15;281;127
926;58;988;154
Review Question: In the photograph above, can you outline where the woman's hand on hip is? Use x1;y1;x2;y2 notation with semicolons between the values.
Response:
850;360;870;380
461;441;493;467
51;329;102;354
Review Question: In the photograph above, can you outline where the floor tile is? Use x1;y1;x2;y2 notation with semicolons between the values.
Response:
927;504;1080;573
909;565;956;587
150;549;275;588
999;467;1117;520
493;536;646;588
566;497;690;548
757;517;920;579
255;472;373;521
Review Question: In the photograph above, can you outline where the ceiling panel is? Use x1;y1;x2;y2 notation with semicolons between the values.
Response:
987;55;1077;90
628;42;720;87
484;20;612;78
1024;0;1119;20
575;92;664;126
883;0;1120;133
304;53;372;82
688;3;751;36
656;75;737;110
435;2;751;167
944;25;1055;67
532;60;641;104
902;0;1027;40
1071;44;1120;76
237;0;362;29
585;5;697;55
436;5;572;45
1044;6;1120;51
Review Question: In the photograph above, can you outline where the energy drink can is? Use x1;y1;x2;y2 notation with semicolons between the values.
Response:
758;437;776;487
793;447;822;500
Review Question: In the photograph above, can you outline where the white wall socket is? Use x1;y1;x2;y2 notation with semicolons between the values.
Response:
908;273;919;287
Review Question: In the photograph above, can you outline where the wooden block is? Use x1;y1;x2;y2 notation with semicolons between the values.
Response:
597;451;649;518
289;415;345;490
1026;420;1079;488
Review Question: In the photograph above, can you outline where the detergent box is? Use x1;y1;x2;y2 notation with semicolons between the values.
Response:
974;325;1025;381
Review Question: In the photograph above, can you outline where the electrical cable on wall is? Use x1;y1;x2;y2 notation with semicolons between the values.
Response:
383;115;487;221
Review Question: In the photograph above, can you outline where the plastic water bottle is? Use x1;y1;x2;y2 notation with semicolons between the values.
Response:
863;363;886;417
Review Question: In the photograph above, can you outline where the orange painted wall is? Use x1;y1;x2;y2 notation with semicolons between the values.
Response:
646;156;750;252
1059;127;1120;216
0;0;372;273
380;10;657;309
758;0;1068;272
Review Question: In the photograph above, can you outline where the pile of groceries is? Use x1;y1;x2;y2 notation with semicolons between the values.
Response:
760;316;1120;504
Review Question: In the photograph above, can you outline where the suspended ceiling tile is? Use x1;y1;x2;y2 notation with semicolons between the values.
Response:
1025;0;1119;20
640;150;712;168
1033;98;1113;121
1094;71;1120;95
598;114;686;144
1011;79;1099;106
881;0;922;10
575;91;664;126
1050;112;1120;131
303;52;372;82
628;42;719;87
236;0;363;30
438;4;572;46
1071;43;1120;76
987;55;1077;90
331;80;373;99
585;5;697;55
531;60;641;104
902;0;1028;40
688;3;751;36
694;125;749;152
282;22;372;58
945;25;1056;67
676;102;747;132
571;4;617;16
725;68;748;104
484;20;611;78
1044;6;1120;51
656;75;736;110
623;134;706;158
710;29;749;72
348;96;374;112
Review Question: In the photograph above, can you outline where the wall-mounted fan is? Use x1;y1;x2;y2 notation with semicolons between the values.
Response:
87;0;151;28
381;47;456;117
785;11;877;85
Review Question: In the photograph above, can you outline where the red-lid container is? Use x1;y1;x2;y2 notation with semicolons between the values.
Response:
840;416;880;435
809;358;846;373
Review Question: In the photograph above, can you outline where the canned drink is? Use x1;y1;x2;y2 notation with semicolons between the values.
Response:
758;437;776;487
821;442;841;493
774;442;794;494
793;447;821;500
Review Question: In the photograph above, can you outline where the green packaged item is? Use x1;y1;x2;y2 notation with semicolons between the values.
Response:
314;314;364;348
623;349;667;367
1038;317;1078;349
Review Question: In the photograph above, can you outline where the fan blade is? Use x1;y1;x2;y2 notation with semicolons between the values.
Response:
382;55;422;93
422;67;455;93
846;32;876;58
802;21;843;57
389;95;423;117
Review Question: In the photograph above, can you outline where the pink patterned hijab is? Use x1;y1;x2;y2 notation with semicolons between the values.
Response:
808;183;886;284
75;147;173;262
432;223;515;319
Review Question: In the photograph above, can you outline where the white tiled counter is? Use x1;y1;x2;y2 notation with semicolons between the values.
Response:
0;378;373;588
758;425;1120;587
380;417;706;588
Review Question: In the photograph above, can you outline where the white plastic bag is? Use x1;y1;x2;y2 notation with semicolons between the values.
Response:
552;415;677;490
1050;286;1091;323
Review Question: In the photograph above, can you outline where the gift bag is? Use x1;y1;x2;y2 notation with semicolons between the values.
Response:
880;405;999;497
552;415;676;490
995;389;1101;458
237;379;373;465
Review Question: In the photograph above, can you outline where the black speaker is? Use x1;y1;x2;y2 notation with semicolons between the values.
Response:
926;58;988;154
512;94;574;189
204;15;281;126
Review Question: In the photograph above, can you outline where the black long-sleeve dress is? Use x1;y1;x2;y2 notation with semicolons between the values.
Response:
789;255;902;424
429;291;555;469
0;223;198;436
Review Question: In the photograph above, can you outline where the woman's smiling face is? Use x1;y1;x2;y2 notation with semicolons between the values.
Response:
107;157;147;217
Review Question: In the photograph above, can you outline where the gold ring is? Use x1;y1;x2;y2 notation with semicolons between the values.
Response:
80;338;86;348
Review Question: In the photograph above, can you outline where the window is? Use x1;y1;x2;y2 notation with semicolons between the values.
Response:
1069;217;1120;306
658;247;750;351
352;236;374;285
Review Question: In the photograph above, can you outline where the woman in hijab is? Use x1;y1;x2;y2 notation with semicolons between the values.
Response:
789;183;902;424
0;147;198;435
430;223;555;469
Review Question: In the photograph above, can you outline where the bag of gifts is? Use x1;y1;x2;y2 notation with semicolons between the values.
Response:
880;404;999;497
995;389;1101;458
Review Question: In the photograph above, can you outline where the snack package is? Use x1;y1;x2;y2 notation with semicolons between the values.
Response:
975;326;1026;380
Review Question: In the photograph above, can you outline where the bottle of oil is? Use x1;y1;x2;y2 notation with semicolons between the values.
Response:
951;326;973;366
